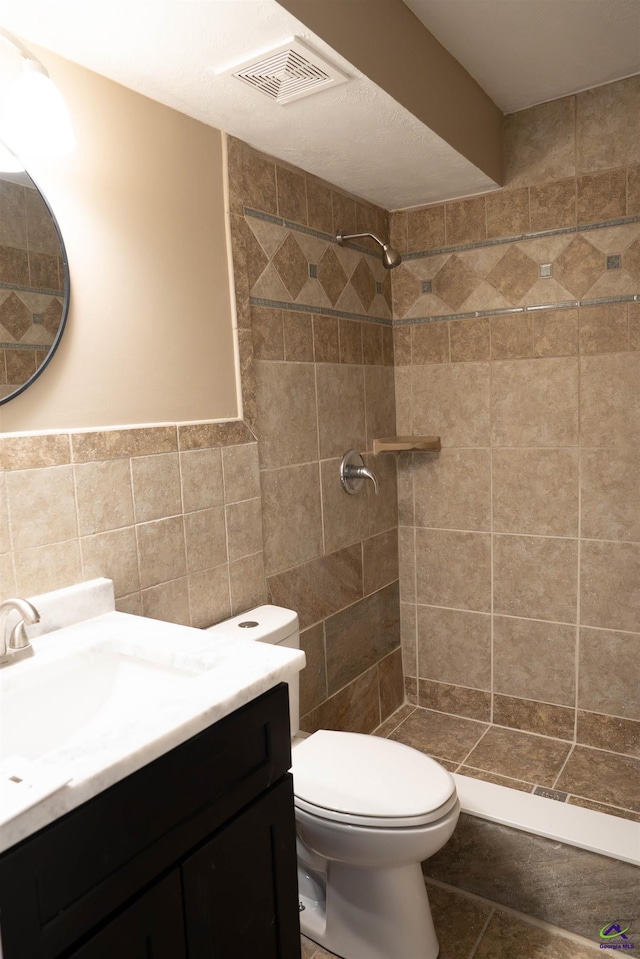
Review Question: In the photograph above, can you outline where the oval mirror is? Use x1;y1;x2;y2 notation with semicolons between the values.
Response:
0;149;69;404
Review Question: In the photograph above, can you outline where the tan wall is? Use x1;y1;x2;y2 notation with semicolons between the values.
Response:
391;76;640;812
0;49;238;431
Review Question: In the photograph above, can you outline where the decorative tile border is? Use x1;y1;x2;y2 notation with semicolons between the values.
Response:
394;293;640;326
245;207;384;259
0;281;64;297
250;295;393;326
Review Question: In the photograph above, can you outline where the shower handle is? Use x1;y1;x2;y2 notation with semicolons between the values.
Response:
340;450;379;495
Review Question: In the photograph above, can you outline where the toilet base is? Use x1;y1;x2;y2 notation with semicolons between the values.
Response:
298;858;440;959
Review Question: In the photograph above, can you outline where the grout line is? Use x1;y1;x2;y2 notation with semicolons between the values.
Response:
551;742;575;790
457;724;493;768
467;907;496;959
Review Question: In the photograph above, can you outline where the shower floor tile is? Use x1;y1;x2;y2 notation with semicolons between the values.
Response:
555;745;640;813
463;726;572;787
388;707;488;763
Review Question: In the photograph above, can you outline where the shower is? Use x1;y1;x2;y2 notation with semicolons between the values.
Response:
336;229;402;269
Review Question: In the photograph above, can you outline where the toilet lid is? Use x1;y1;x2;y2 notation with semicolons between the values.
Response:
291;730;456;827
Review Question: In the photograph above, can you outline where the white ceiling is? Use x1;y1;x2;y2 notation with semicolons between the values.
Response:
0;0;638;210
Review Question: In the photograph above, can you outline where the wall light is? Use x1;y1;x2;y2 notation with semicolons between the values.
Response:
0;27;74;161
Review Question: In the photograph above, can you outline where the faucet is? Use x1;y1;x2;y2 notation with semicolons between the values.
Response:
0;598;40;668
340;450;379;495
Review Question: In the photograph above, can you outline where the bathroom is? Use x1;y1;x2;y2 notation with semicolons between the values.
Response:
0;1;638;957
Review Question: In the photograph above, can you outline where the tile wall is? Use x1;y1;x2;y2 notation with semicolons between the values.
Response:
226;138;404;733
0;179;65;399
392;77;640;773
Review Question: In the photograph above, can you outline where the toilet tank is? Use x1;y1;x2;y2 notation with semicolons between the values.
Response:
206;605;301;736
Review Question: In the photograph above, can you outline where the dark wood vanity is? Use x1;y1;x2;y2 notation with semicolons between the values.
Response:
0;684;301;958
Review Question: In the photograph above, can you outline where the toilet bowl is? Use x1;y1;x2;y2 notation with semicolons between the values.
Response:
206;605;460;959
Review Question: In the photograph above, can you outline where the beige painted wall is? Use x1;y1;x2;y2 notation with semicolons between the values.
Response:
0;49;238;432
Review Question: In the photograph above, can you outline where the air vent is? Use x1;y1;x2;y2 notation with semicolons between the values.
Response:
218;38;348;105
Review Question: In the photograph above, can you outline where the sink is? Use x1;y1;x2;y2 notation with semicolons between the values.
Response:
0;640;197;762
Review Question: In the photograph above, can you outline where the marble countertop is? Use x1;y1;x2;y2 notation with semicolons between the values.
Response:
0;583;304;854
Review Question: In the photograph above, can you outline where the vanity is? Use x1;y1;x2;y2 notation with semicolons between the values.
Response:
0;581;305;958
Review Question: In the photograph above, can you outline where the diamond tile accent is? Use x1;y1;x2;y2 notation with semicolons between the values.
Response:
606;254;621;270
309;263;317;278
622;236;640;281
317;245;349;306
487;246;539;304
391;265;421;318
382;272;393;311
272;231;309;300
553;235;605;298
422;280;433;293
350;256;376;310
42;298;63;338
540;264;552;278
244;220;269;292
433;255;482;311
0;291;32;341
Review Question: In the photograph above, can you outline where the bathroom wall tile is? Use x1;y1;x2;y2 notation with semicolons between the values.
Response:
362;528;398;596
306;179;333;234
493;535;578;623
416;529;491;612
355;200;386;239
220;444;259;506
268;544;362;630
628;163;640;215
394;366;412;434
389;707;488;763
183;506;227;574
131;453;181;523
532;308;578;356
187;564;231;629
229;550;268;615
490;313;533;360
71;426;177;462
445;196;487;245
312;314;340;363
276;165;307;224
358;322;382;368
580;449;639;542
226;136;243;214
577;168;627;224
432;254;481;310
301;666;380;735
577;709;640;758
365;453;398;539
251;305;284;360
398;527;416;604
491;357;579;447
529;178;576;232
178;421;254;451
14;540;82;597
504;96;576;187
299;622;327;716
493;693;575;740
580;541;640;632
242;145;277;215
316;363;365;459
332;190;356;238
418;680;492;722
492;448;579;536
411;322;450;365
141;577;190;627
414;448;491;532
0;476;9;554
578;302;628;354
456;767;533;792
116;592;143;616
576;75;640;173
407;205;445;254
486;188;530;239
6;465;78;550
137;516;187;589
283;310;314;362
405;675;418;704
378;647;404;721
392;325;412;365
391;264;421;319
578;626;640;720
580;353;640;447
389;210;408;256
465;727;571;786
255;361;318;469
338;319;363;365
80;527;139;599
449;317;491;362
493;616;576;706
629;301;640;349
412;362;491;447
73;459;134;536
556;745;640;812
364;365;396;451
400;599;417;676
1;433;71;471
374;703;416;739
179;448;225;515
325;582;400;694
320;457;369;555
396;454;414;526
474;909;598;959
225;497;263;562
417;605;491;690
261;464;323;574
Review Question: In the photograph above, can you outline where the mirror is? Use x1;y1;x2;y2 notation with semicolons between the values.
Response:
0;153;69;404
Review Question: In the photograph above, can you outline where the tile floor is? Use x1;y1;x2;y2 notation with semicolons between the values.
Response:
375;704;640;822
301;880;603;958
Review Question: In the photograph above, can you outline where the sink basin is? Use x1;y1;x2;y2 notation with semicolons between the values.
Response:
0;640;197;762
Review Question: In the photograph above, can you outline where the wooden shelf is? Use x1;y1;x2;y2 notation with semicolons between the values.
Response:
373;436;441;454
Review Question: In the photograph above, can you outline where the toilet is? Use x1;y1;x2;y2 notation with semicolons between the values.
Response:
207;605;460;959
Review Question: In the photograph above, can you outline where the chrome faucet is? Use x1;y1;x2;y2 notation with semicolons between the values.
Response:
0;598;40;668
340;450;379;495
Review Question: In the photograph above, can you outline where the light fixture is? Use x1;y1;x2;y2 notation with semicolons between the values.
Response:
0;27;74;161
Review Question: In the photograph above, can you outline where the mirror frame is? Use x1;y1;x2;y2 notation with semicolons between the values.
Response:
0;166;70;405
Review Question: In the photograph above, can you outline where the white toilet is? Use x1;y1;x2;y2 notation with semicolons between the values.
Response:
207;605;460;959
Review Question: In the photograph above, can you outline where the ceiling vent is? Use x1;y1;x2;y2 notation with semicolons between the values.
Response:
218;38;349;105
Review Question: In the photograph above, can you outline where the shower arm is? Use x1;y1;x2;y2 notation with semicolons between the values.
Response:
336;230;385;250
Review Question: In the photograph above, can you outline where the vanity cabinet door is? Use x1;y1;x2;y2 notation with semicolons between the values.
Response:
182;775;301;959
67;871;186;959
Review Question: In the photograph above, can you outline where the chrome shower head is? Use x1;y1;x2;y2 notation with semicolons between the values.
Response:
336;229;402;270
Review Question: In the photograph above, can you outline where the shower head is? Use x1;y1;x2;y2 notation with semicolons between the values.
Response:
336;229;402;270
